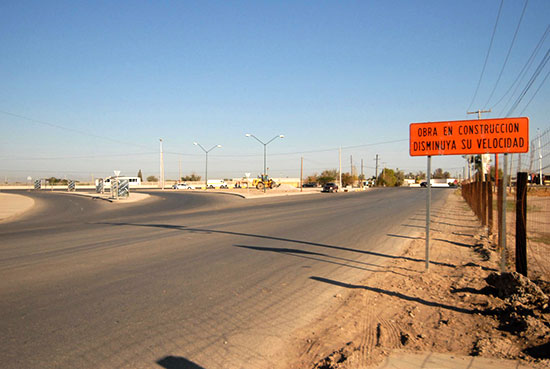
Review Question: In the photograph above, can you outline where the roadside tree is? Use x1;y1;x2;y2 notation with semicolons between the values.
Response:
317;169;338;185
182;173;201;182
376;168;404;187
341;172;357;187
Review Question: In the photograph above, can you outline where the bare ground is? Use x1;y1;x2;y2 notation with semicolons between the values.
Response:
275;191;550;369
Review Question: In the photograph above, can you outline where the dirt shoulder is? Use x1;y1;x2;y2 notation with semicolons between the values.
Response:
278;191;550;369
0;192;34;223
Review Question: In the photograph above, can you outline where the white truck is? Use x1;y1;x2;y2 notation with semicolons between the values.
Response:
206;179;229;189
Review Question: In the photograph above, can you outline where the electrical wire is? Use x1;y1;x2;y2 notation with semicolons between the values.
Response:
491;24;550;110
506;46;550;116
1;152;157;161
483;0;529;109
519;67;550;115
0;110;153;150
467;0;504;112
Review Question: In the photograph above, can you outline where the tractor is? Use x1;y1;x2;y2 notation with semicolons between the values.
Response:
251;174;278;190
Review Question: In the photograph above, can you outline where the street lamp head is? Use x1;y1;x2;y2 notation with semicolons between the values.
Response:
279;135;285;138
193;142;198;146
245;133;251;137
217;144;222;148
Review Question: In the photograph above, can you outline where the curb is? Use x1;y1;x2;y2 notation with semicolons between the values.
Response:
63;192;114;202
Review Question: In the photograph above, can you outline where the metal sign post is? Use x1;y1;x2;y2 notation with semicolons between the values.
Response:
410;117;529;273
426;156;431;271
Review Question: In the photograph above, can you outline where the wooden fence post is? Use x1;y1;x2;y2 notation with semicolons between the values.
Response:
516;172;528;276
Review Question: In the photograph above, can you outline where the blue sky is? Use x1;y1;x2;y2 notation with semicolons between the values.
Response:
1;0;549;181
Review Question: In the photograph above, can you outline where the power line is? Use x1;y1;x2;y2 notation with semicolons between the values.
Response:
1;152;157;161
506;46;550;116
492;24;550;111
484;0;529;109
467;0;504;112
169;138;409;158
519;67;550;115
0;110;152;150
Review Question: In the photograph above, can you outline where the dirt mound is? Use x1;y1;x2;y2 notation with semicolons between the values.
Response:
486;272;549;310
484;272;550;360
275;184;300;191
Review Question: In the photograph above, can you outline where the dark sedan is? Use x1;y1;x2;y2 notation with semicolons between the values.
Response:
321;182;338;193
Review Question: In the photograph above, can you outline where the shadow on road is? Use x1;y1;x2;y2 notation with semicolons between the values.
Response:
309;276;479;315
98;222;456;269
156;356;204;369
234;244;410;275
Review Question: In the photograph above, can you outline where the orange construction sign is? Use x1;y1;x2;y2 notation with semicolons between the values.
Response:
409;117;529;156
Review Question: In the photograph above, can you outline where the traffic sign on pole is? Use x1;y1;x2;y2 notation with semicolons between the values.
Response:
410;117;529;156
409;116;529;271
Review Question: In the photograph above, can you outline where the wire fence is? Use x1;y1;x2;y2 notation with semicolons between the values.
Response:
506;181;550;281
462;127;549;281
508;127;550;180
505;128;550;280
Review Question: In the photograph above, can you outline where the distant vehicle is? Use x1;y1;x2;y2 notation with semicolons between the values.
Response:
322;182;338;193
172;183;194;190
99;176;141;188
420;180;458;188
251;175;278;190
361;180;374;188
206;179;229;189
302;182;317;188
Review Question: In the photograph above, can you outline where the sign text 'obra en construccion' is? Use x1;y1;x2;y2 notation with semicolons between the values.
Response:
409;117;529;157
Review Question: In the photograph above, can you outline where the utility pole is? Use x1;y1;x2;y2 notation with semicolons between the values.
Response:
361;158;364;181
300;156;303;192
374;154;379;184
350;155;353;187
467;109;491;120
159;138;164;190
539;129;543;185
468;109;492;181
179;157;182;182
338;147;342;189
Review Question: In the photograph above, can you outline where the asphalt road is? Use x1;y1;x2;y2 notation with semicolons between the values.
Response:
0;188;450;369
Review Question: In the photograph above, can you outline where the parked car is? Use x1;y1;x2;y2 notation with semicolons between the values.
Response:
322;182;338;193
302;182;317;188
420;181;427;187
172;183;194;189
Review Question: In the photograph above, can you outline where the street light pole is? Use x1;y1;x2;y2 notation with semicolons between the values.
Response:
245;133;284;192
159;138;164;190
193;142;222;190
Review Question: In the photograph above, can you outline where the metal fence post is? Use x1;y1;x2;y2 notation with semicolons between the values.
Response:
487;179;493;235
500;154;508;273
481;178;487;227
516;172;528;276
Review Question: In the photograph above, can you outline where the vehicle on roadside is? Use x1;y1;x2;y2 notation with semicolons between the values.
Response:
172;183;194;189
206;179;229;189
251;175;278;190
98;176;141;189
302;182;317;187
420;181;427;187
321;182;338;193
